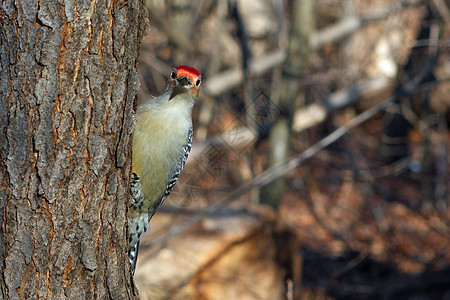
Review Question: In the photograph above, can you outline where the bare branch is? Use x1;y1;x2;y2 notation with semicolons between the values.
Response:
203;50;285;97
293;76;393;132
191;76;393;159
203;0;424;97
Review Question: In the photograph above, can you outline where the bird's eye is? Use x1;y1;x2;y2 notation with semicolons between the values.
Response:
171;70;177;79
195;78;201;86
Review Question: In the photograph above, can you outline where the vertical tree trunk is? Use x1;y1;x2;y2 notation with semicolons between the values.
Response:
259;1;314;298
260;0;314;209
0;0;148;298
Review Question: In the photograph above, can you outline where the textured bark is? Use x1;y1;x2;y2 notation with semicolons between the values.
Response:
0;0;148;299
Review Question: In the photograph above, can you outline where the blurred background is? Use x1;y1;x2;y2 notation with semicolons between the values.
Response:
135;0;450;299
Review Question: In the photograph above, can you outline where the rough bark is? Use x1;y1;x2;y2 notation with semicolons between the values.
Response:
0;0;148;298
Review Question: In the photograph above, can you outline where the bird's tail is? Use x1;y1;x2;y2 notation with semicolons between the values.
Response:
129;240;140;275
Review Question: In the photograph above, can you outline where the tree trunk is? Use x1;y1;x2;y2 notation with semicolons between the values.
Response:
0;0;148;298
260;0;314;209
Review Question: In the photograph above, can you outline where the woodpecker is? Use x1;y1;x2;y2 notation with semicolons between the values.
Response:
129;65;202;272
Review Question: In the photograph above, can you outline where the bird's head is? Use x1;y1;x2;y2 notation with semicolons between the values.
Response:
168;65;202;101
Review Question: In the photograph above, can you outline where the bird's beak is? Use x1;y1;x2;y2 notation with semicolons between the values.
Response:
176;76;191;87
169;76;194;100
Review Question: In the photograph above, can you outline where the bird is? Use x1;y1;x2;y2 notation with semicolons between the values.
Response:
128;65;202;273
